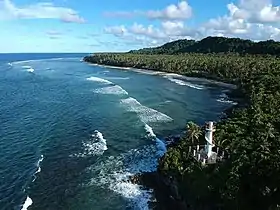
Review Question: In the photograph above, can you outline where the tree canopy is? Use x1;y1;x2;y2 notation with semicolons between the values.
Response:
129;36;280;56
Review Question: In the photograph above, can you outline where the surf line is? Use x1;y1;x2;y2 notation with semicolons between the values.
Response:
32;155;44;182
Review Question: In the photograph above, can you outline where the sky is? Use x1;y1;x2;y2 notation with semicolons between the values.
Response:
1;0;280;52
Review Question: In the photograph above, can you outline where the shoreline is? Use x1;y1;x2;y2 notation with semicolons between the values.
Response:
83;61;237;90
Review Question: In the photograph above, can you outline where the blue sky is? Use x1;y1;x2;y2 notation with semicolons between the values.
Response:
1;0;280;52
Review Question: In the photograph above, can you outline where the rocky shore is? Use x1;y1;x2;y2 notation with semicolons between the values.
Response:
129;171;188;210
128;135;188;210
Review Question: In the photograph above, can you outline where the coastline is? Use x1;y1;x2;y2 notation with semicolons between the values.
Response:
83;60;237;90
83;57;241;209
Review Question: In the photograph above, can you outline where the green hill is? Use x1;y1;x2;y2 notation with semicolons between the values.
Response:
129;36;280;55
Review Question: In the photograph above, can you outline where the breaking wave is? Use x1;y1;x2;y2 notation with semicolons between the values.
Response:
22;66;32;69
36;155;44;171
71;130;108;157
32;155;44;182
165;77;204;90
120;97;173;123
93;85;128;95
12;57;80;65
145;124;167;157
88;144;162;210
86;76;113;84
21;196;32;210
88;123;168;209
26;68;35;73
105;77;130;80
144;124;156;138
217;93;238;105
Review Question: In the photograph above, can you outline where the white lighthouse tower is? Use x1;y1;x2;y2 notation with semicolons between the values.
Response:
205;122;215;159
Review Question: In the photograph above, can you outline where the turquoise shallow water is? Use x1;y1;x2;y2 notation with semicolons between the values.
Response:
0;54;234;210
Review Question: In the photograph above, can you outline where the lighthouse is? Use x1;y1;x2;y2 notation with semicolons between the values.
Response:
205;122;215;159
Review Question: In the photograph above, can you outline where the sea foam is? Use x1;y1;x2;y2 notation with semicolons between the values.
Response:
144;124;156;138
72;130;108;157
21;196;33;210
86;76;113;84
26;68;35;73
165;76;204;90
120;97;173;123
88;131;168;210
145;124;167;157
32;155;44;182
93;85;128;95
12;57;70;65
22;66;32;69
105;76;130;80
35;155;44;174
217;93;238;105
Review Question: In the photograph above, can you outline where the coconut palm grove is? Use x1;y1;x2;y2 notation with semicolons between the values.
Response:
84;36;280;209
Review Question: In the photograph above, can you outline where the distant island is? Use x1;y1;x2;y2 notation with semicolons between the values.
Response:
84;36;280;210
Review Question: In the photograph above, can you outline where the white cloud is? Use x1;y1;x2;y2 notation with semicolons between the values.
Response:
103;1;192;21
147;1;192;20
129;23;166;39
204;16;251;35
228;0;280;23
0;0;85;23
104;21;200;49
201;0;280;41
104;25;127;37
103;0;280;49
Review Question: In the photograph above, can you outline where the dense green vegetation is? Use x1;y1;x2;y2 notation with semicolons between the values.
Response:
129;36;280;56
84;37;280;209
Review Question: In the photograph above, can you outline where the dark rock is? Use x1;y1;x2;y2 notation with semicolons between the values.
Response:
129;172;188;210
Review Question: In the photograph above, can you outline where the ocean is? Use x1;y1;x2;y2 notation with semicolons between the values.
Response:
0;53;235;210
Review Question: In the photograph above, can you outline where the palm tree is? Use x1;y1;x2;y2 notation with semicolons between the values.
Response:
186;121;202;145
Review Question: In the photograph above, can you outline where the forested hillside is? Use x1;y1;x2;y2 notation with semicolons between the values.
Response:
84;37;280;209
129;36;280;55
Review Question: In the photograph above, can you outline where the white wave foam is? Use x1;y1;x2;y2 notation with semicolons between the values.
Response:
8;62;13;66
87;122;170;209
120;97;173;123
86;76;113;84
88;135;169;209
13;58;69;65
130;68;162;75
105;77;130;80
13;60;35;64
21;196;32;210
100;65;132;70
163;73;182;77
88;145;160;209
165;77;204;90
144;124;166;157
22;66;32;69
144;124;156;138
217;93;238;105
111;175;153;210
26;68;35;73
35;155;44;174
93;85;128;95
72;130;107;157
217;98;237;105
32;155;44;182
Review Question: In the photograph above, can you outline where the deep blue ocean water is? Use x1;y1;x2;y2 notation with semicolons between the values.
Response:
0;53;234;210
